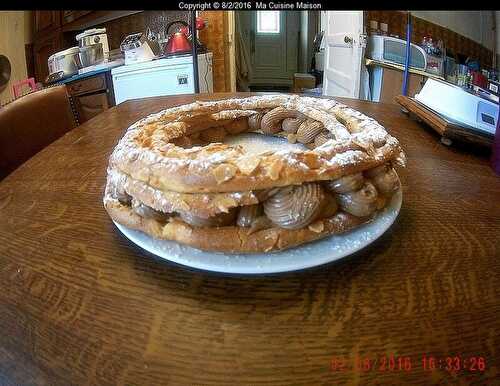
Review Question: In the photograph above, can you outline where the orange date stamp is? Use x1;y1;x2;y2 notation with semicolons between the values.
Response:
330;354;487;373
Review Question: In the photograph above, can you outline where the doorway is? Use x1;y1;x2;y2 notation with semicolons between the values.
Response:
234;10;320;92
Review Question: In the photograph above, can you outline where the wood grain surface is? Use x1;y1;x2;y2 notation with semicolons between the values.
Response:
0;93;499;385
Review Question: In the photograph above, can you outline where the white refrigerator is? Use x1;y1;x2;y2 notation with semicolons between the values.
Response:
111;52;213;104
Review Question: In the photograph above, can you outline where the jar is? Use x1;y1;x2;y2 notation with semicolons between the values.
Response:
369;20;379;35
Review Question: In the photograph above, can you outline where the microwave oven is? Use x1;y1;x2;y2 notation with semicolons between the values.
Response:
366;35;427;71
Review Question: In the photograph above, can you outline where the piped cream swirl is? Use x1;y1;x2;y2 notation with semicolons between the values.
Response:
180;208;237;227
327;172;364;194
365;164;400;195
263;183;325;229
336;182;378;217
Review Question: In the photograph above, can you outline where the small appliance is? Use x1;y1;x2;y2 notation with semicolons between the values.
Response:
415;78;498;136
46;46;81;83
164;21;192;55
76;28;110;60
366;35;427;70
120;32;156;65
78;43;104;68
163;18;207;56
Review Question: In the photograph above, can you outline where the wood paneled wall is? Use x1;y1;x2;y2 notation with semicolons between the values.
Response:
0;11;29;105
198;11;228;93
365;11;493;68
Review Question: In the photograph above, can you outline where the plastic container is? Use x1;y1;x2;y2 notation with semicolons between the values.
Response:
369;20;379;35
379;23;388;36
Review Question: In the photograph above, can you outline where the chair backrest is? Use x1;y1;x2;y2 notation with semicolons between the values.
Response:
12;78;37;99
0;85;78;180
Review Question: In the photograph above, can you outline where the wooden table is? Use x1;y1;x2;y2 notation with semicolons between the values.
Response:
0;93;499;385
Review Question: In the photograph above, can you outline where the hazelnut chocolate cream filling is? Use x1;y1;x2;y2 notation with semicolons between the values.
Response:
104;95;406;253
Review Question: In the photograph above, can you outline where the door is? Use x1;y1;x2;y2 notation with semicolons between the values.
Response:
246;11;299;86
322;11;365;98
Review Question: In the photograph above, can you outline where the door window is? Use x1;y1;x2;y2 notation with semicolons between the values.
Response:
257;11;280;34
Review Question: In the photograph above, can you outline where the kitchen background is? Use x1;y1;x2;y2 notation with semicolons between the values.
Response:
0;10;230;106
0;10;499;107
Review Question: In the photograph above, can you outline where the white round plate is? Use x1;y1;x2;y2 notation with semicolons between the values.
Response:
114;188;402;274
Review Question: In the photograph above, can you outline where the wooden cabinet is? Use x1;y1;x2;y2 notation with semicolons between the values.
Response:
74;92;110;123
67;75;107;96
367;61;430;105
66;72;115;124
62;11;92;25
34;11;60;35
33;31;62;83
378;68;425;105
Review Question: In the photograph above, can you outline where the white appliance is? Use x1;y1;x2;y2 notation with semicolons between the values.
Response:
47;46;81;82
415;78;498;135
120;33;156;65
76;28;110;60
111;53;213;104
366;35;427;70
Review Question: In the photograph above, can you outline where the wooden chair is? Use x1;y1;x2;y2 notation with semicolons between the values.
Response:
0;85;78;180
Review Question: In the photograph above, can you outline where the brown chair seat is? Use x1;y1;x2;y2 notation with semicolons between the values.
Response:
0;85;78;180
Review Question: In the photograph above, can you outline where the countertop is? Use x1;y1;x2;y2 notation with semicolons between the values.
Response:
365;58;446;80
50;59;125;86
0;93;498;385
56;66;114;84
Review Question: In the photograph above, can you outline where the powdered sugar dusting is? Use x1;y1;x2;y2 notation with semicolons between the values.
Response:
108;94;405;191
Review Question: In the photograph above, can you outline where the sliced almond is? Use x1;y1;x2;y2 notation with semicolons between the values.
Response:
213;164;238;184
267;159;283;181
235;156;261;175
301;152;321;169
215;196;238;212
308;220;324;233
162;220;192;238
177;199;190;211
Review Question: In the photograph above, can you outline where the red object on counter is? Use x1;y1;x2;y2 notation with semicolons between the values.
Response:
195;17;206;30
472;71;488;89
164;20;192;54
165;32;192;54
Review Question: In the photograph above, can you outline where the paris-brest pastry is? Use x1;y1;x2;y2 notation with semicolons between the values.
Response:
104;95;406;253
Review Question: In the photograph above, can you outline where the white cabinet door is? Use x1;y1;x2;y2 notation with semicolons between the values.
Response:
322;11;365;98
